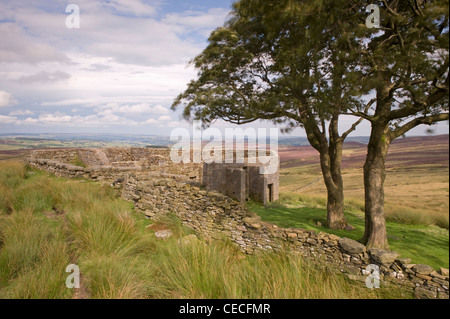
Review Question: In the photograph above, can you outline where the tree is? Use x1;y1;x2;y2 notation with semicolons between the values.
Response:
351;0;449;248
172;0;371;229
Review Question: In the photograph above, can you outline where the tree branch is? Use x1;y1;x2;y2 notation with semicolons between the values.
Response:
341;98;375;140
389;113;450;140
387;84;449;121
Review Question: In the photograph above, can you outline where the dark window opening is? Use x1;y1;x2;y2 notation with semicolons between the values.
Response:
268;184;274;202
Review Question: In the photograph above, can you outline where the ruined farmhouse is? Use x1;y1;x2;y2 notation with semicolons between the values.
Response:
203;162;279;205
28;147;279;205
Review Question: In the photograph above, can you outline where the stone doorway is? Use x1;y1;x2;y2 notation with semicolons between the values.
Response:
268;183;274;202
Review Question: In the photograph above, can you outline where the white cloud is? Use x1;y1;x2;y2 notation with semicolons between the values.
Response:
151;104;171;115
163;8;231;31
146;118;158;124
41;95;177;107
96;103;170;116
144;119;183;128
0;23;69;64
0;1;228;68
0;90;15;107
168;121;182;128
103;0;157;17
117;103;169;115
0;1;233;133
158;115;171;121
0;115;17;123
13;111;140;128
8;109;34;116
16;71;71;84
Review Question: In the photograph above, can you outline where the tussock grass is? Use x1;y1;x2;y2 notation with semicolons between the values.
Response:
0;210;71;298
0;162;26;189
2;241;72;299
149;238;402;299
67;209;142;257
0;184;12;215
0;161;410;299
385;205;449;229
79;255;150;299
0;210;54;284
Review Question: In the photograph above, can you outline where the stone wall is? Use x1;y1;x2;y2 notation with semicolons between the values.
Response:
203;162;279;205
27;158;143;181
30;149;81;164
122;175;449;299
27;148;202;182
26;148;449;299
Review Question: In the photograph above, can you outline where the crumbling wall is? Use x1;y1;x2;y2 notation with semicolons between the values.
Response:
30;149;79;164
27;158;142;181
27;148;202;182
122;175;449;299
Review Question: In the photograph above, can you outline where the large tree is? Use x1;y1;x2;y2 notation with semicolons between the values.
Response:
351;0;449;248
172;0;371;229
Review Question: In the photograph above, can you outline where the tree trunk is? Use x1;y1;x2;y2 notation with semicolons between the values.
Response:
361;123;390;249
326;185;346;229
319;141;347;230
303;115;347;230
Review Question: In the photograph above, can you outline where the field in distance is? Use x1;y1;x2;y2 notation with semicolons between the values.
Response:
278;134;449;225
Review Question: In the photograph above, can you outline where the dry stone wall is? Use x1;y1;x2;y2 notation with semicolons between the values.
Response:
26;148;449;299
27;148;202;182
122;175;449;299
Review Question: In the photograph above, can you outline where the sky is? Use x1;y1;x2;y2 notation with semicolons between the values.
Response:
0;0;448;137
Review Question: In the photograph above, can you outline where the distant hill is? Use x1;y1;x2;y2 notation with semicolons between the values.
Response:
278;136;370;146
279;134;449;170
0;132;447;152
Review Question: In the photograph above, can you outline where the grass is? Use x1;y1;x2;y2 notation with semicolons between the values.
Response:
70;155;86;168
249;193;449;270
0;209;72;298
0;160;410;299
280;164;449;230
149;238;408;299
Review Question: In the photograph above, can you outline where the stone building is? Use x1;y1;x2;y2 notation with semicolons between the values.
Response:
28;147;279;205
202;161;279;205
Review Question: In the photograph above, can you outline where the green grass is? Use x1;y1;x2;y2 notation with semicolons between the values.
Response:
149;237;408;299
0;161;411;299
248;194;449;270
280;163;449;230
0;210;72;298
70;155;86;168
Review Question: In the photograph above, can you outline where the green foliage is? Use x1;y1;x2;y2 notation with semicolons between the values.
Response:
172;0;369;128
